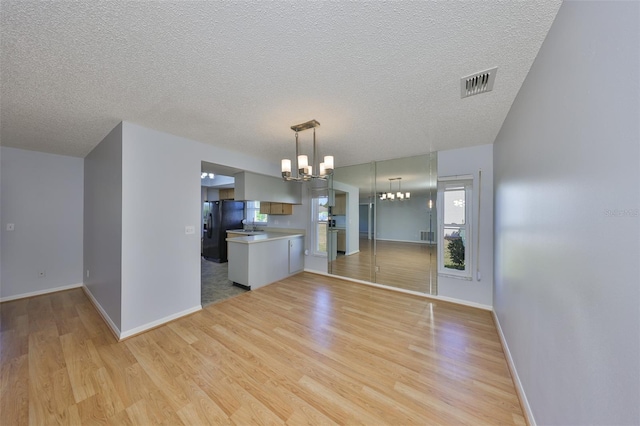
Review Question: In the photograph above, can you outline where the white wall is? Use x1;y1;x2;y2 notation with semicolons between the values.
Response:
121;123;202;334
437;144;493;307
376;193;433;243
84;124;123;330
493;2;639;425
1;147;84;300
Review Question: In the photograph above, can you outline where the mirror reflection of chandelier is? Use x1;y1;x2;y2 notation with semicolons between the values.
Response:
379;177;410;201
281;119;334;182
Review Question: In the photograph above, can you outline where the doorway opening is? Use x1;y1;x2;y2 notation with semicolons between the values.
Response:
200;161;248;306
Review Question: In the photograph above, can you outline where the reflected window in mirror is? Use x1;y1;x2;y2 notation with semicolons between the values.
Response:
312;192;329;255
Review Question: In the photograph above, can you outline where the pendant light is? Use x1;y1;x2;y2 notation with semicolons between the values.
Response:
379;177;410;201
281;119;334;181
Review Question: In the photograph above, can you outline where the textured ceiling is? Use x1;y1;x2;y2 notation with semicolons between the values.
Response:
1;1;561;167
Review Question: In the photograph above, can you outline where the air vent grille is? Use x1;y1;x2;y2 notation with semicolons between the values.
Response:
461;67;498;98
420;230;434;242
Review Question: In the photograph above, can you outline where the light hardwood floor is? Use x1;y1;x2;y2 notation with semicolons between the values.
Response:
1;273;524;425
331;238;438;294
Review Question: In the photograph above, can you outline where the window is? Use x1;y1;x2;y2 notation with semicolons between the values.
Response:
246;201;267;224
437;177;472;279
312;192;329;255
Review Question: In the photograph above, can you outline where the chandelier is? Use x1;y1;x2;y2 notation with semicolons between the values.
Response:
379;177;410;201
281;119;334;181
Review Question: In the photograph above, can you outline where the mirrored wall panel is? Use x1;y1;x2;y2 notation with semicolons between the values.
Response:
329;153;437;295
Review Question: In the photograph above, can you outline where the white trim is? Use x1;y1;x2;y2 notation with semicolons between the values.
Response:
82;286;122;340
0;282;83;302
492;310;536;426
438;272;473;281
119;305;202;339
303;269;492;311
438;174;474;181
375;238;433;245
437;178;473;279
345;250;360;256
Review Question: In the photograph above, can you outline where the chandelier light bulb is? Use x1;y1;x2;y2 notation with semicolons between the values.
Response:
297;155;308;169
281;159;291;173
324;156;334;171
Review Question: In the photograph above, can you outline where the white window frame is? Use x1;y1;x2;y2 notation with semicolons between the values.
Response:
245;201;268;225
437;176;473;280
311;190;329;256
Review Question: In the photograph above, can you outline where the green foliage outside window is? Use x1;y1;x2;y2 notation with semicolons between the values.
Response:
446;238;465;270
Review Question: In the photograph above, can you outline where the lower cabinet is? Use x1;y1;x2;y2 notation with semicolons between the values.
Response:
228;235;304;290
289;237;304;274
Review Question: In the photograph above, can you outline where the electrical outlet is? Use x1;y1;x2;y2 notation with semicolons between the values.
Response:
6;223;15;231
185;225;195;235
38;270;46;278
86;269;90;278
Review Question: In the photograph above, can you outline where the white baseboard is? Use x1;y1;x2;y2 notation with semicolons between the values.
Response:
492;310;535;425
375;238;435;245
82;286;122;340
1;282;83;302
119;305;202;340
303;269;492;311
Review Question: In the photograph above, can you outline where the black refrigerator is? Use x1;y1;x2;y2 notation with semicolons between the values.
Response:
203;200;244;263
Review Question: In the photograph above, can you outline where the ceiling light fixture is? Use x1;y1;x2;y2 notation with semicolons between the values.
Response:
201;172;215;179
380;178;410;201
282;119;333;182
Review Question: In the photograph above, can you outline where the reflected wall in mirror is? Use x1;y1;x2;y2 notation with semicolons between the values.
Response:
329;162;374;283
329;153;437;295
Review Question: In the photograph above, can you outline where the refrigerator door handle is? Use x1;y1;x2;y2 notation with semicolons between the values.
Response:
207;213;213;238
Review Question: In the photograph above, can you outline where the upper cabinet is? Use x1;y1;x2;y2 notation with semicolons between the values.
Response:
260;202;293;215
219;188;235;200
234;171;302;204
333;193;346;215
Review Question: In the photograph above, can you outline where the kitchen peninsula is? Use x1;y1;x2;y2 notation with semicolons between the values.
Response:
226;230;304;290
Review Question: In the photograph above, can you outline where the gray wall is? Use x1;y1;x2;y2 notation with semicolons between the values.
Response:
0;147;84;300
493;2;639;425
84;123;123;331
376;193;432;243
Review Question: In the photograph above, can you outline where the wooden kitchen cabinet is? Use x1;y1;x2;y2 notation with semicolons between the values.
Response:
219;188;235;200
333;194;346;215
260;202;293;215
337;229;346;253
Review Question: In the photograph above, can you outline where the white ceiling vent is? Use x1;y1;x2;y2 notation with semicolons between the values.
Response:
461;67;498;98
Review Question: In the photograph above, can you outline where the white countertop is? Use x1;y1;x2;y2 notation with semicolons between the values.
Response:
226;231;304;244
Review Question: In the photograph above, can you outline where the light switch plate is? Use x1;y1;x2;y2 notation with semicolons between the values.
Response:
185;226;195;235
6;223;15;231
